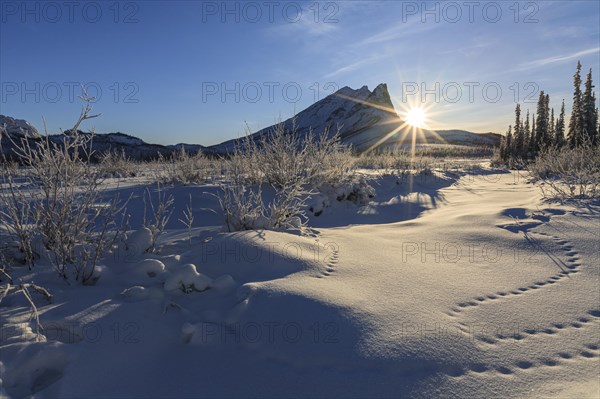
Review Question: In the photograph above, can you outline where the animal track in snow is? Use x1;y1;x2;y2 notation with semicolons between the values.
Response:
439;317;600;379
469;308;600;346
439;208;599;380
318;249;340;278
441;337;600;379
445;229;586;347
446;228;583;320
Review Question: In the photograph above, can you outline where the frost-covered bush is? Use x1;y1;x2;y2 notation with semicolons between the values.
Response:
530;145;600;199
0;94;128;283
142;184;174;252
218;164;307;232
234;120;355;188
0;165;41;267
356;149;435;176
218;181;270;231
254;120;314;187
154;148;215;185
308;134;356;187
309;178;376;216
98;149;138;178
217;120;354;232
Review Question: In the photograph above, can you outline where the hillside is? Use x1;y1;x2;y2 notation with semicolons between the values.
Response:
1;88;500;161
209;84;501;153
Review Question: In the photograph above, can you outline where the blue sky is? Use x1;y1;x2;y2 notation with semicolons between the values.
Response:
1;0;599;145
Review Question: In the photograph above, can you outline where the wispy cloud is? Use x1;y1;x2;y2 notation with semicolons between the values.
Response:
265;4;340;37
323;58;374;79
356;18;439;46
518;47;600;70
441;39;495;58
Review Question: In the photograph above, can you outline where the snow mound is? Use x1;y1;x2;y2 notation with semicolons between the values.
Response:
109;258;167;285
125;228;153;255
164;263;212;293
136;259;165;277
309;180;376;216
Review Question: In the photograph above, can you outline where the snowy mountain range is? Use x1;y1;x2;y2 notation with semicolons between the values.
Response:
0;115;40;139
212;83;500;152
0;122;196;162
0;83;500;160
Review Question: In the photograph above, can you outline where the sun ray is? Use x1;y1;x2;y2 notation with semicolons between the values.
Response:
334;93;400;115
334;87;448;154
364;120;410;154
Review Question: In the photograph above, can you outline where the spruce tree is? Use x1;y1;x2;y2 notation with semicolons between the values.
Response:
544;94;551;147
597;107;600;145
505;125;513;161
568;61;584;147
535;91;549;152
549;107;555;146
523;110;531;158
597;107;600;142
555;100;565;148
582;68;598;145
513;104;524;158
499;135;506;161
529;114;536;155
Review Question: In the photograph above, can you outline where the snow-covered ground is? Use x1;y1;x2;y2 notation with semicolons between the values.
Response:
1;165;599;398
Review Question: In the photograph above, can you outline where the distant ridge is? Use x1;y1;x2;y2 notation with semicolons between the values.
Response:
1;86;500;160
0;117;207;161
208;84;501;153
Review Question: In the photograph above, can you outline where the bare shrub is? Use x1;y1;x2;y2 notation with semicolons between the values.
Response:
217;120;354;232
0;93;129;284
357;148;435;176
252;120;353;187
530;145;600;199
143;183;175;251
218;180;270;232
99;148;138;178
305;131;356;187
154;148;214;185
178;194;195;246
0;164;40;267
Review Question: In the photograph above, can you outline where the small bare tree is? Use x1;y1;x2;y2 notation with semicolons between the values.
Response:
178;194;195;246
0;90;129;284
143;183;175;252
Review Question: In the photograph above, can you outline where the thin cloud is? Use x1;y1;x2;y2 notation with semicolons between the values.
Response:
266;4;340;37
518;47;600;70
323;58;373;79
357;18;439;46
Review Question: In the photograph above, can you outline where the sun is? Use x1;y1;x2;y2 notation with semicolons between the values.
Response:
405;107;426;128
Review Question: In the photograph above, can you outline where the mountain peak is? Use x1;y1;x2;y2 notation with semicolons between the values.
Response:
334;85;370;98
368;83;393;109
372;83;389;97
211;83;402;153
332;83;393;110
0;114;40;138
